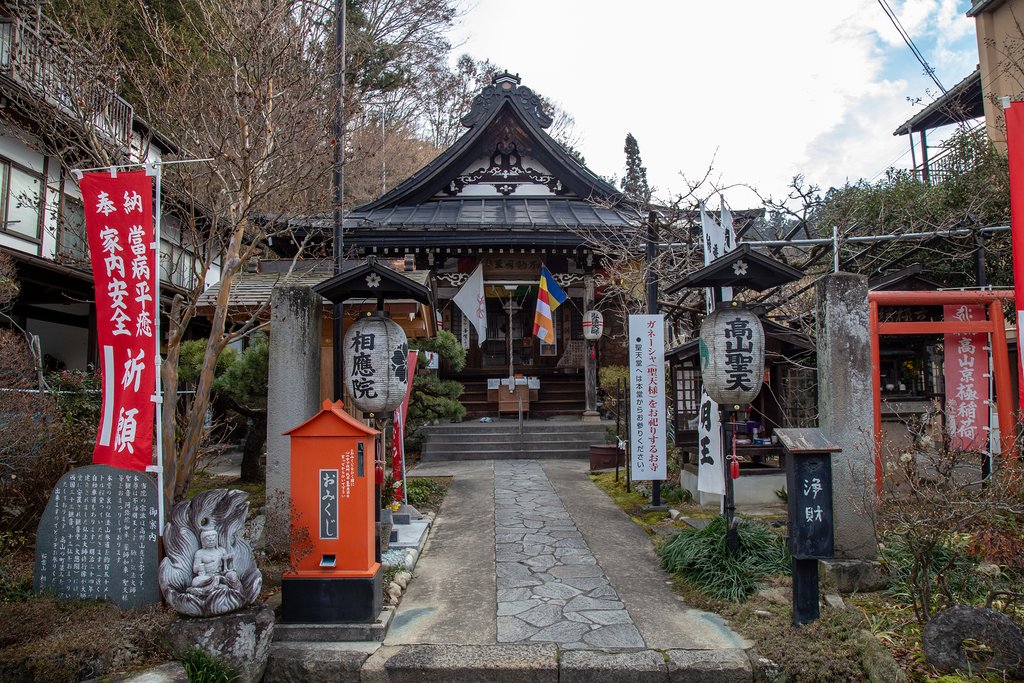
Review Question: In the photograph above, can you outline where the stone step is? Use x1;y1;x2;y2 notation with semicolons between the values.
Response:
422;438;599;453
421;423;608;435
420;447;590;462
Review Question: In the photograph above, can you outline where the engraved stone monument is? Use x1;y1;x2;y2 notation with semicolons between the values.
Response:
34;464;160;609
159;488;262;617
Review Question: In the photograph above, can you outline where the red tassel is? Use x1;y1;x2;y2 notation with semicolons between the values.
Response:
730;459;740;480
375;463;384;485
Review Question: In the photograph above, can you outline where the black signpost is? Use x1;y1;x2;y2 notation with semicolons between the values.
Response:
775;428;841;626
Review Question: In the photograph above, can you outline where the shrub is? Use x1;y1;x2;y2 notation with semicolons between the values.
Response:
598;365;628;418
0;331;90;533
659;515;790;601
406;477;449;512
179;647;238;683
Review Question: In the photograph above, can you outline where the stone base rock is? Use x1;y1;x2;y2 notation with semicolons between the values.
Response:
922;605;1024;678
164;605;274;683
103;662;189;682
819;559;887;593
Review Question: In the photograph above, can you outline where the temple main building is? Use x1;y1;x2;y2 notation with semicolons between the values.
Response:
328;72;641;416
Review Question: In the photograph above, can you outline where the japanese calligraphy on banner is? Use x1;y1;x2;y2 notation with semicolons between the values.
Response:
628;315;666;480
81;171;157;472
942;305;990;452
696;388;725;495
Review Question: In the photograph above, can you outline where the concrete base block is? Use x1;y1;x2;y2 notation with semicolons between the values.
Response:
560;649;668;683
665;648;752;682
274;606;394;642
819;559;887;593
263;642;378;683
362;644;559;683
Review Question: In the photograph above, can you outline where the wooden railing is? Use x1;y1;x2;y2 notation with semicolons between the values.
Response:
0;13;133;146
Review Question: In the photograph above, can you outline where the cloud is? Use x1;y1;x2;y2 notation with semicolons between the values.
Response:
447;0;979;203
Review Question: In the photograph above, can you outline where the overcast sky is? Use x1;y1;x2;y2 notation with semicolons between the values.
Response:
447;0;979;208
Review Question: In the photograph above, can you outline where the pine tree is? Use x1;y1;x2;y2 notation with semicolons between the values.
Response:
621;133;651;206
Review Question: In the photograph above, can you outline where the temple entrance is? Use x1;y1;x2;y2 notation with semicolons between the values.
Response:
481;285;537;370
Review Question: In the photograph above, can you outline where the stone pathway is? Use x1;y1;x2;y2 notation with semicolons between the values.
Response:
494;461;645;648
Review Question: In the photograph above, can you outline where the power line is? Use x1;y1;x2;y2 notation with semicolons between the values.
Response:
877;0;947;95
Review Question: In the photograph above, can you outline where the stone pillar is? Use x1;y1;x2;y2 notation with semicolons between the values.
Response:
816;273;877;559
582;274;600;422
266;285;323;552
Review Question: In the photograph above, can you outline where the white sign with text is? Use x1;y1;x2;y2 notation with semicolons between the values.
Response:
629;315;667;481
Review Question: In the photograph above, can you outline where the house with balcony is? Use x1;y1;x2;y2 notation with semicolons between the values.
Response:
0;7;216;371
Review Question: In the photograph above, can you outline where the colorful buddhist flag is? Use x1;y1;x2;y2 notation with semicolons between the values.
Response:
533;265;566;342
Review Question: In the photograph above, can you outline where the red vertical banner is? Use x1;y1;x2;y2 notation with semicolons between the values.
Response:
943;305;990;451
81;171;157;472
390;351;418;503
1004;101;1024;415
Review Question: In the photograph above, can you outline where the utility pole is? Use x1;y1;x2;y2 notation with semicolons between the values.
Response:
332;0;346;400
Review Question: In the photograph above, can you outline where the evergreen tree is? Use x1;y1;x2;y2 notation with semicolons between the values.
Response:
621;133;651;206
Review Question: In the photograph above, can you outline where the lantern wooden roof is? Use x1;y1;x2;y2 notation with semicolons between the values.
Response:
283;399;379;437
665;244;804;294
314;256;432;305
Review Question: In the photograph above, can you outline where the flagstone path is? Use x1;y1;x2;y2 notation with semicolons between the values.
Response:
386;458;749;655
494;461;645;648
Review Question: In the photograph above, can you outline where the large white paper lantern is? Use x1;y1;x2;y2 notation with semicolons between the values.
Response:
583;310;604;341
343;311;409;414
698;305;765;406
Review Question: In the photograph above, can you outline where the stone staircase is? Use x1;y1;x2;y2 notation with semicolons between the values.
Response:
456;374;586;418
419;419;611;462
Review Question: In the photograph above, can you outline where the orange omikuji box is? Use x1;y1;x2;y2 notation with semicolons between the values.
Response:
281;399;382;623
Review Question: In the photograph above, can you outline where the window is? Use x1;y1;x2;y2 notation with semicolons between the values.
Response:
58;196;88;261
5;163;42;240
780;366;817;428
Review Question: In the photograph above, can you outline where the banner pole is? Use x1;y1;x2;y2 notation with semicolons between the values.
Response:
145;164;165;533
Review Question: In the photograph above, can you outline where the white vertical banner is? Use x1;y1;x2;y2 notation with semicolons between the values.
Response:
629;314;667;481
453;263;486;347
697;388;725;495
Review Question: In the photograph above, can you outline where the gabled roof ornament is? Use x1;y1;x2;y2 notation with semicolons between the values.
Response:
460;70;553;130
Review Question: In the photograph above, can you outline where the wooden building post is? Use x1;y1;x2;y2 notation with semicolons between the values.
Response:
583;273;599;421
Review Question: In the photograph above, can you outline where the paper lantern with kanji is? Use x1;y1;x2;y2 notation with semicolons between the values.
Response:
343;312;409;414
698;305;765;406
583;309;604;341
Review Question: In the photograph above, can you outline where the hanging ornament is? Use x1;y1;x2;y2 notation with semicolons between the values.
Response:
343;311;409;414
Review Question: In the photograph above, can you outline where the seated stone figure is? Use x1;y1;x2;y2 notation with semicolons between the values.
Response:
159;489;262;617
187;528;242;594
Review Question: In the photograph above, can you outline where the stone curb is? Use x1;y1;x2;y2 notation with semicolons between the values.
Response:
263;642;377;683
343;644;752;683
361;644;559;683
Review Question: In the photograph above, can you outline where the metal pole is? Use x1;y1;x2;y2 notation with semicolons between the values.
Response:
615;377;622;482
646;211;662;507
146;164;165;533
723;408;739;554
331;0;346;400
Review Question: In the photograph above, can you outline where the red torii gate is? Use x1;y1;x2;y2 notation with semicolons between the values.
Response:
869;290;1017;496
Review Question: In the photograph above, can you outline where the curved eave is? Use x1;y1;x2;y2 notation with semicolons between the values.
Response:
354;97;625;212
